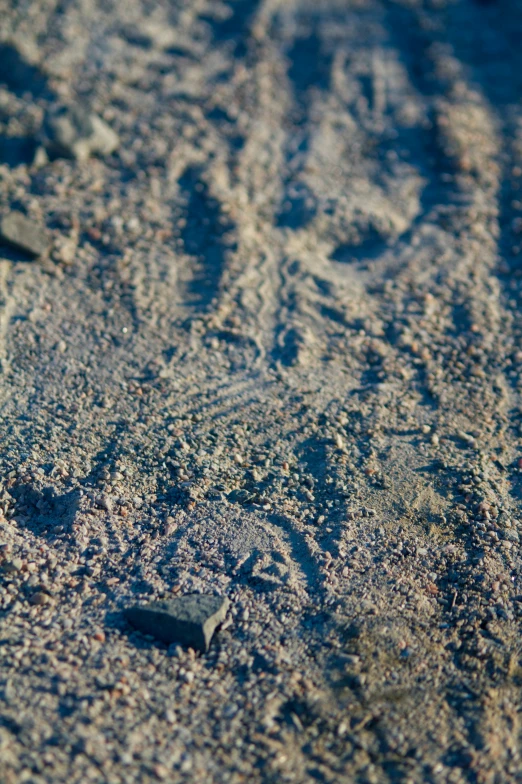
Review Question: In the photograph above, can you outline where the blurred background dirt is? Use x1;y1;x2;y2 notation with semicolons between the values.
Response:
1;1;522;782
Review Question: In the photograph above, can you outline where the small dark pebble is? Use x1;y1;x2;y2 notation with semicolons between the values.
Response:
0;212;49;257
29;591;50;606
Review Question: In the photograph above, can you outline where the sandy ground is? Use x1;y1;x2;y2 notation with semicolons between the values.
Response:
1;0;522;781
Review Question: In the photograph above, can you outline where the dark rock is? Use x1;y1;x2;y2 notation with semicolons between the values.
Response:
0;135;39;167
124;593;230;652
42;105;119;161
0;212;49;257
29;591;51;606
0;43;48;98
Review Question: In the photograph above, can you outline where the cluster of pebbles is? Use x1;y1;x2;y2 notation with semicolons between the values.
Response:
0;104;119;259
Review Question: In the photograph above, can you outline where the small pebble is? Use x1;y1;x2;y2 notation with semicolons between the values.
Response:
42;104;119;161
30;591;50;606
0;212;49;258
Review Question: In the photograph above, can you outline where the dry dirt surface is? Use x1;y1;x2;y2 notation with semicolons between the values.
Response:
1;0;522;782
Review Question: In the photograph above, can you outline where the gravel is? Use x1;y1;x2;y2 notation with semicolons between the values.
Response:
1;0;522;782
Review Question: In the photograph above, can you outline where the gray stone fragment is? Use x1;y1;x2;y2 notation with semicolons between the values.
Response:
502;529;519;543
124;593;230;652
0;212;49;257
43;105;119;161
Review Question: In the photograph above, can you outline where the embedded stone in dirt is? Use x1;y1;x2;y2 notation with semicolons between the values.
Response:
0;212;49;257
124;594;230;652
42;105;119;161
29;591;51;606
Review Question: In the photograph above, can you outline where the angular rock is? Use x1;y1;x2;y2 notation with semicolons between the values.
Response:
0;212;49;257
502;529;519;543
124;593;230;653
42;105;119;162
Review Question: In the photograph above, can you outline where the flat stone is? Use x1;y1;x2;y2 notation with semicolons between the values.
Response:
43;104;119;161
0;212;49;257
124;593;230;653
